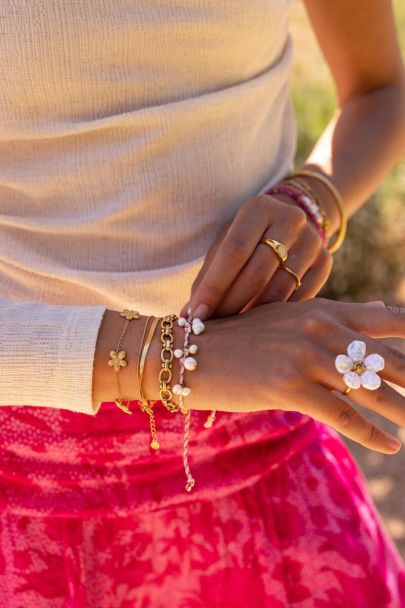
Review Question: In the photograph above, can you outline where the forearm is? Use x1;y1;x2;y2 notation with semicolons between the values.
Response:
297;83;405;233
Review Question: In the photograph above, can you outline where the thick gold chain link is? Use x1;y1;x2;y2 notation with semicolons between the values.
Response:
159;314;180;413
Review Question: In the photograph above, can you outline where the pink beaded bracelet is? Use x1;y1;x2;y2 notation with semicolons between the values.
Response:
173;311;216;493
266;182;330;247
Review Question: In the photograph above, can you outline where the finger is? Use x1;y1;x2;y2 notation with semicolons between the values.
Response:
332;301;405;339
348;380;405;429
298;383;401;454
187;197;307;320
289;248;333;302
250;224;322;306
179;219;237;317
213;219;304;317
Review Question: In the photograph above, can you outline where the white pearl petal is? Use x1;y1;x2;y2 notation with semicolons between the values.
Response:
181;386;191;396
172;384;182;395
361;371;381;390
188;344;198;354
183;356;197;371
364;353;385;373
347;340;366;362
343;371;362;389
191;318;205;335
174;348;183;358
335;354;353;374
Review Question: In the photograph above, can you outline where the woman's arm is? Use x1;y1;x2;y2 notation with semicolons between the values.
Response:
299;0;405;232
0;295;176;414
179;0;405;318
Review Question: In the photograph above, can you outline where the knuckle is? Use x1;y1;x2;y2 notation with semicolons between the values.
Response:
337;403;357;427
222;236;247;264
301;309;331;333
245;263;268;287
255;194;272;210
368;385;386;406
202;282;223;303
286;205;307;227
366;423;380;447
262;288;287;304
386;346;405;373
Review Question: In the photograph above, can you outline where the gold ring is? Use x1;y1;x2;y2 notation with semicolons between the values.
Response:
343;386;352;395
281;265;302;290
259;238;288;264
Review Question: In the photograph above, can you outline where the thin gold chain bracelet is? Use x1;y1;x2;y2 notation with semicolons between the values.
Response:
107;308;140;415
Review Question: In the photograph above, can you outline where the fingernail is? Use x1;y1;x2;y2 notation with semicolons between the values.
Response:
387;438;401;452
192;303;209;321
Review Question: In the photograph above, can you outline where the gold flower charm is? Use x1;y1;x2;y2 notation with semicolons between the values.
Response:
108;349;127;372
120;309;140;321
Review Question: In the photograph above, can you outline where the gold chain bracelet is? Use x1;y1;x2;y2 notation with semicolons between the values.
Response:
107;308;140;415
138;315;161;450
159;314;180;413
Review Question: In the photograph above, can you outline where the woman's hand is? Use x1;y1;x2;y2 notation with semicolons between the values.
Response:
179;193;333;320
184;298;405;454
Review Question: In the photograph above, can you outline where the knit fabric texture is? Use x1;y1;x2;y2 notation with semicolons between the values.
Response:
0;0;296;414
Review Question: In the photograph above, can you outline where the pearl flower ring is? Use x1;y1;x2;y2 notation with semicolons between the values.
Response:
335;340;385;391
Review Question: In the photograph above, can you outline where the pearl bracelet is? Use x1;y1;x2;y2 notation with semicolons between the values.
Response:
173;311;216;492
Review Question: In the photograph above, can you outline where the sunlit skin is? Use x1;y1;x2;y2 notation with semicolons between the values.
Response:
93;1;405;453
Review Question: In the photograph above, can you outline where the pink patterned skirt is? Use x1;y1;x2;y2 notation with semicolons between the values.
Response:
0;401;404;607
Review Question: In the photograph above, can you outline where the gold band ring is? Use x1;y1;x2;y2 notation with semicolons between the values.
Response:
259;238;289;264
280;265;302;290
342;386;352;395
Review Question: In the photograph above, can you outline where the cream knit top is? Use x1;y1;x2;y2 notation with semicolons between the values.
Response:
0;0;297;415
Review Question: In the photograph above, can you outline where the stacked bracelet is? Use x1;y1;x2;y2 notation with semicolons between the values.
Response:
159;314;180;413
108;309;141;415
285;177;331;244
267;182;330;247
138;315;161;450
285;169;347;253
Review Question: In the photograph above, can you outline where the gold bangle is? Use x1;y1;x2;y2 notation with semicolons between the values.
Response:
288;169;347;253
138;315;161;450
107;309;141;415
159;314;180;413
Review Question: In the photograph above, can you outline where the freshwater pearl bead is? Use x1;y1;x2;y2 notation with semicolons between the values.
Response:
191;318;205;335
183;356;197;371
172;384;182;395
189;344;198;354
174;348;183;358
181;386;191;396
177;317;187;327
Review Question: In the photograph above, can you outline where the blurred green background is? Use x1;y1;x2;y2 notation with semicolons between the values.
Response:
289;0;405;558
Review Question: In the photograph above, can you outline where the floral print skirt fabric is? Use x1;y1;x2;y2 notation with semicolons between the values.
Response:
0;401;404;607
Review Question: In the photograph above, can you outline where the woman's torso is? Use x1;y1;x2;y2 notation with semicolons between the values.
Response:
0;0;315;513
0;0;296;315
